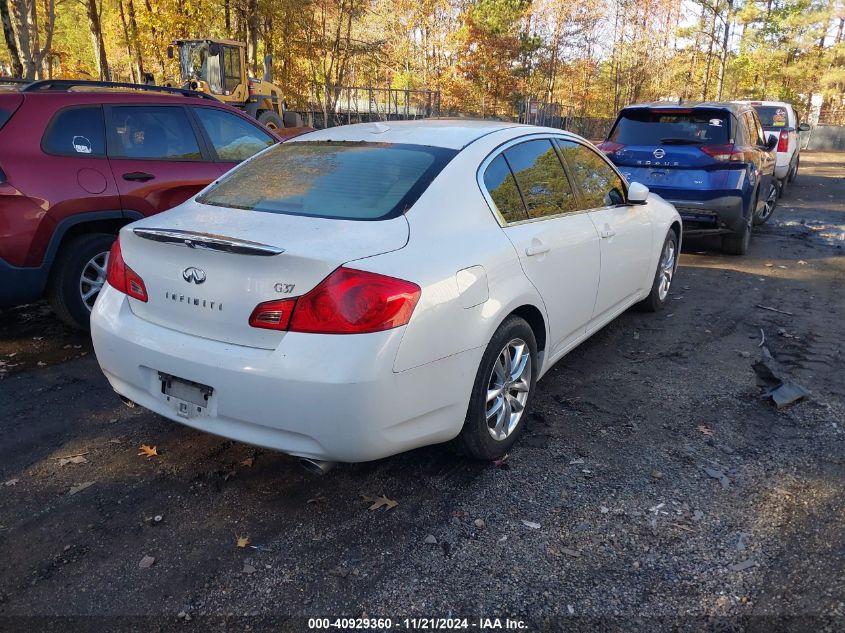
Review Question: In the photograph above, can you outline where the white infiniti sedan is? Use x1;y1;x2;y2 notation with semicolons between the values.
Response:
91;120;681;471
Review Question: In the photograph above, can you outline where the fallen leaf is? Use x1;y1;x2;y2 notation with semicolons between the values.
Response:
492;454;509;467
58;455;88;467
696;425;714;436
138;444;158;459
367;495;398;511
138;555;155;569
306;495;326;504
561;547;581;558
521;519;541;529
4;478;19;486
236;535;251;548
69;481;95;496
240;457;254;468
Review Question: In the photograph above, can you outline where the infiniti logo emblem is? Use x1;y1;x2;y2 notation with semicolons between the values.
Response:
653;148;666;159
182;267;206;284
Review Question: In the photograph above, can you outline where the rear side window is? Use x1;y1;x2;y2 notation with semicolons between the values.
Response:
482;154;527;223
197;141;456;220
609;109;730;145
42;106;106;157
755;106;789;128
193;107;274;161
557;140;626;208
503;139;577;219
109;106;202;160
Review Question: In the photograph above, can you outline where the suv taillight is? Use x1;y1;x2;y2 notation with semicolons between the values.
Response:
249;267;421;334
700;144;744;162
106;238;148;302
777;130;789;152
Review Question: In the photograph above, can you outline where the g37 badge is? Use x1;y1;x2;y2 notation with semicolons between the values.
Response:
275;283;295;294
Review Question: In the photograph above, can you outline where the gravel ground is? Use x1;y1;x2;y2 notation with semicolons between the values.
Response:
0;151;843;633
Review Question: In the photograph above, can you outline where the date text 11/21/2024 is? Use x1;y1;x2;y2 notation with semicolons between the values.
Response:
307;617;529;630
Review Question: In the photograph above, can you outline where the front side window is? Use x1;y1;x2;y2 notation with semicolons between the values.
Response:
193;107;274;161
557;140;625;209
110;106;202;160
42;106;106;157
197;141;456;220
503;139;577;219
482;154;527;223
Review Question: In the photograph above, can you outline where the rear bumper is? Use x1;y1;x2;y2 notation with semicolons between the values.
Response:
665;195;745;235
90;285;479;462
0;257;47;307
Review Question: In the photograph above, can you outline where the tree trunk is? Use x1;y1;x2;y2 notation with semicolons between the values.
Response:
247;0;258;75
85;0;109;80
117;0;135;81
0;0;23;77
127;0;143;80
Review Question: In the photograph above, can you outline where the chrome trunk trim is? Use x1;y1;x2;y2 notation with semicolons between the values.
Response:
132;228;285;256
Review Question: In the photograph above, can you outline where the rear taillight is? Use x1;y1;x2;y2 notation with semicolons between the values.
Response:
106;239;148;302
700;144;744;162
249;267;421;335
777;130;789;152
596;141;624;155
249;298;296;331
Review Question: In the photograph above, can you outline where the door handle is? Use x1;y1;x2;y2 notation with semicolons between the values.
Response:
600;224;617;239
525;243;550;257
123;171;155;182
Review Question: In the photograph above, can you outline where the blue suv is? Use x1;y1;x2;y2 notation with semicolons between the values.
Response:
599;102;778;255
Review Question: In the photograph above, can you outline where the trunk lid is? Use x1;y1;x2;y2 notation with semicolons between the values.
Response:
120;200;409;348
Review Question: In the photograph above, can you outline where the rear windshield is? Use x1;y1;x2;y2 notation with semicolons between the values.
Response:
754;105;789;128
609;109;730;145
197;141;457;220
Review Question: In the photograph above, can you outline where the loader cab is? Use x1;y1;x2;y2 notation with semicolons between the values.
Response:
171;39;246;101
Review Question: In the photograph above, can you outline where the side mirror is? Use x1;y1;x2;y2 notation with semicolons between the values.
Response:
765;135;778;151
167;46;174;59
628;182;649;205
798;122;811;132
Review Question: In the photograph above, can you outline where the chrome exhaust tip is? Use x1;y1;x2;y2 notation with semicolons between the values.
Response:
118;394;137;408
298;457;336;475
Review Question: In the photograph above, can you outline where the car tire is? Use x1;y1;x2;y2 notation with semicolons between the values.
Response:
257;110;284;130
778;177;787;198
636;229;678;312
453;315;538;460
47;233;116;330
753;181;779;225
789;157;799;183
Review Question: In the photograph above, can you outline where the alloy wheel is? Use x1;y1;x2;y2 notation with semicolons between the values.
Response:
79;251;109;311
657;239;676;301
486;338;532;441
758;183;778;222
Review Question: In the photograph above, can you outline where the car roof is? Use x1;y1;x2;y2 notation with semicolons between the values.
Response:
622;101;751;116
294;118;533;150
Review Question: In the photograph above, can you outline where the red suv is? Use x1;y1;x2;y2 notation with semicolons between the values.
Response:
0;80;287;329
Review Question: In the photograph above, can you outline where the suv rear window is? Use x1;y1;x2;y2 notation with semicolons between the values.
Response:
197;141;456;220
754;106;789;128
609;109;730;145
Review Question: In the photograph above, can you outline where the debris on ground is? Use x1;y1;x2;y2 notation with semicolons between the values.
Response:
138;555;155;569
697;425;714;436
492;454;510;468
424;534;437;544
521;520;541;529
239;457;254;468
474;518;485;529
58;455;88;467
756;304;794;316
704;467;731;490
728;559;758;572
752;359;811;408
236;535;251;548
138;444;158;459
366;495;399;511
68;481;95;496
3;478;19;487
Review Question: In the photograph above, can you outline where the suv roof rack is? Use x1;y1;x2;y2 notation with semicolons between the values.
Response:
21;79;219;102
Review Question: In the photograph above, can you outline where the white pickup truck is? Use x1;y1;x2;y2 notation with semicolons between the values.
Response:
736;101;810;197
